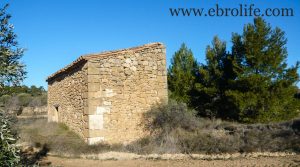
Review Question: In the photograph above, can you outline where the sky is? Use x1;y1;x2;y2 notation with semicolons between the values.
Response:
1;0;300;88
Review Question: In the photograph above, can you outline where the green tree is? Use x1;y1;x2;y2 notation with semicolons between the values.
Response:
0;4;23;166
168;18;299;123
0;85;46;97
194;36;231;118
168;43;198;105
225;17;300;123
192;18;299;122
0;4;26;93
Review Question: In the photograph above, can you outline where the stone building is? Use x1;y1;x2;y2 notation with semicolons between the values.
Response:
46;43;168;144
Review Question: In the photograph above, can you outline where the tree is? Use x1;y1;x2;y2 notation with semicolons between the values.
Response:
194;36;232;118
0;4;23;166
225;17;300;122
167;18;299;123
0;4;26;93
191;18;299;122
0;85;46;97
168;43;198;105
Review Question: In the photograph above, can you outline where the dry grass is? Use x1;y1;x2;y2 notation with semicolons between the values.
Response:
16;118;123;156
15;102;300;157
141;101;300;154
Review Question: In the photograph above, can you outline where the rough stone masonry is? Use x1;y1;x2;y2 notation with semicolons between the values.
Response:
46;43;168;145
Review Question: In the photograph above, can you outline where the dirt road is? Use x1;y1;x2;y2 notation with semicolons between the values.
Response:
45;155;300;167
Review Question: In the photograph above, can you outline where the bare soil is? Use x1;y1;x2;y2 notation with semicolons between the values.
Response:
44;155;300;167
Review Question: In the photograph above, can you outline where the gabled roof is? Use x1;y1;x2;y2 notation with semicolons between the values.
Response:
46;42;164;82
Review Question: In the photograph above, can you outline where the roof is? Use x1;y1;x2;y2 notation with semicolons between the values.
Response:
46;42;165;82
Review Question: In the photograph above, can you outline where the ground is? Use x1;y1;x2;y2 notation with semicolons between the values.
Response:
44;155;300;167
17;116;300;167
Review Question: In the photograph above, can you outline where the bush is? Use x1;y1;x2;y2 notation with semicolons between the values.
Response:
142;102;300;154
0;93;47;114
144;100;199;133
17;93;32;107
0;95;12;107
28;94;47;107
0;110;20;166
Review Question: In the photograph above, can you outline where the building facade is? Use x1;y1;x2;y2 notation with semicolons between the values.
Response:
46;43;168;144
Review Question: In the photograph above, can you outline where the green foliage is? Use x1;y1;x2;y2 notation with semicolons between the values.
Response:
0;111;20;166
0;85;47;110
0;85;46;97
194;36;232;119
224;17;300;123
0;4;26;91
167;43;198;104
168;17;300;123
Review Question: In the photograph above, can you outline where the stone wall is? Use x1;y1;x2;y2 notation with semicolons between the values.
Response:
47;62;88;138
84;44;168;144
47;43;168;144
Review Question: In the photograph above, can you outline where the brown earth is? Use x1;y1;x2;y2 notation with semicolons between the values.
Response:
43;155;300;167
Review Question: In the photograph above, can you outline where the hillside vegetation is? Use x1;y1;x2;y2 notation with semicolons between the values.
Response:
0;85;47;114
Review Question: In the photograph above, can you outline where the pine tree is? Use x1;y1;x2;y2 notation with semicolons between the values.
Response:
194;36;229;118
168;18;299;123
168;43;198;105
225;17;300;123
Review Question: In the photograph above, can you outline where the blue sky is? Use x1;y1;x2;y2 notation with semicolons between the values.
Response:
1;0;300;88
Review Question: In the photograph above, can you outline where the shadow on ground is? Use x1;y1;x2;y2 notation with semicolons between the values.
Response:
20;143;51;166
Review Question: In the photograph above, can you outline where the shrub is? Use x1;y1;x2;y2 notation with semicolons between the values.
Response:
142;102;300;154
0;95;11;107
17;93;32;107
28;94;47;107
0;110;20;166
144;100;199;133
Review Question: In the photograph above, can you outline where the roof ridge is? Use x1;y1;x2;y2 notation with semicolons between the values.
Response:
82;42;163;59
46;42;165;82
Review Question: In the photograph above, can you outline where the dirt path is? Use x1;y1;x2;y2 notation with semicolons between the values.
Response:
45;155;300;167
